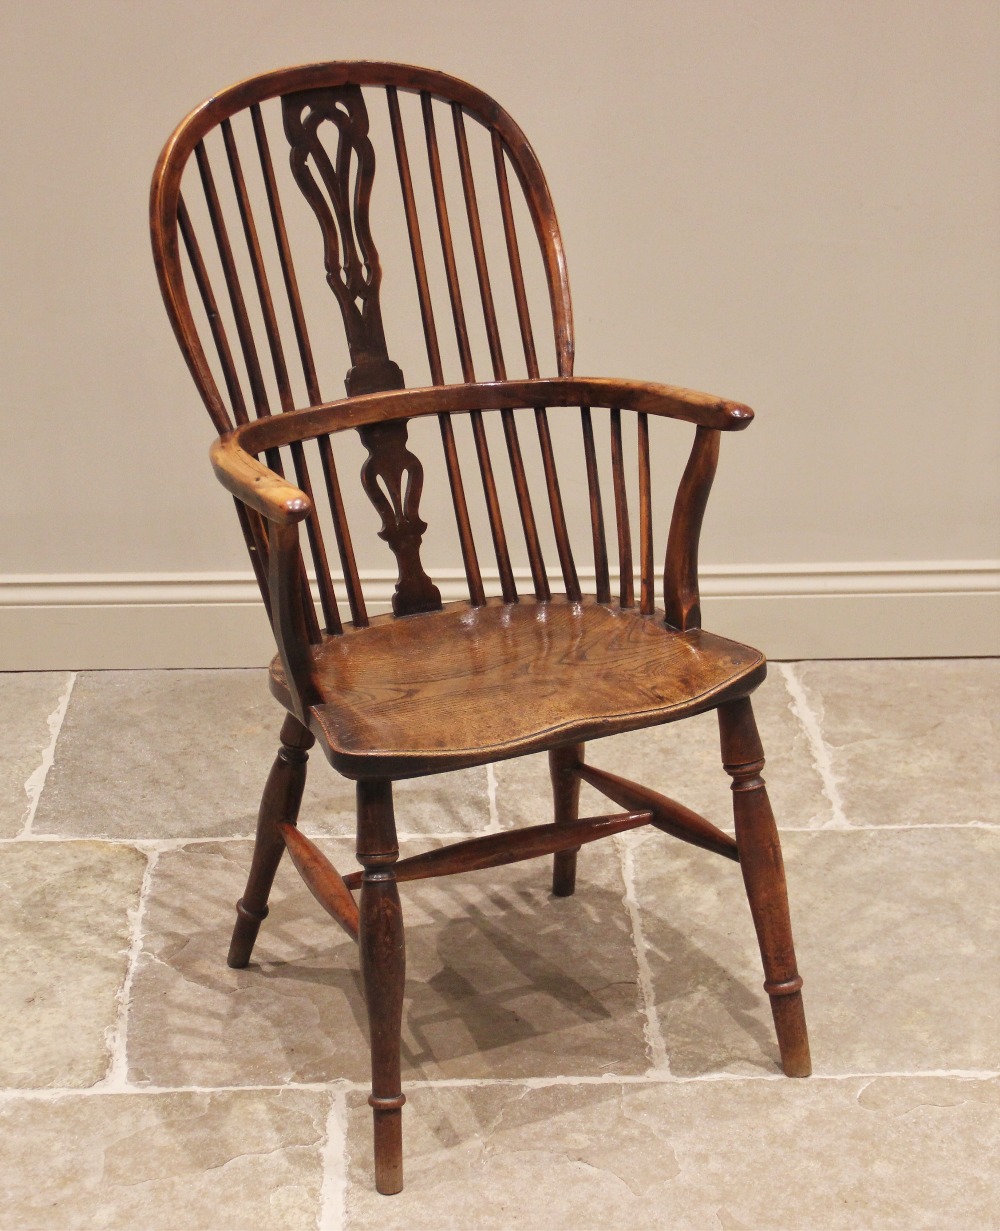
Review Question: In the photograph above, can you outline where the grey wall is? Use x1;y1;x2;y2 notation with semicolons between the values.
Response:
2;0;998;665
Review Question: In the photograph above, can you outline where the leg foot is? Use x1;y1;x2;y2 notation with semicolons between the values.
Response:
549;743;584;896
228;899;269;969
227;713;314;968
718;697;812;1077
371;1096;405;1195
358;779;406;1194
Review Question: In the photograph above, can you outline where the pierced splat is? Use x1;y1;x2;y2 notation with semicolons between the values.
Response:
282;85;403;396
359;421;441;616
284;84;438;612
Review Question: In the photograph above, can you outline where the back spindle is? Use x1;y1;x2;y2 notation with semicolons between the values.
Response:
535;406;581;601
503;407;549;600
194;139;271;422
425;92;522;602
181;153;321;641
421;92;474;382
453;104;506;381
248;103;321;404
471;409;518;601
161;68;583;628
176;194;247;431
610;408;635;607
637;412;654;615
387;87;484;607
580;406;611;603
492;130;539;379
319;431;367;628
221;116;341;633
248;104;369;628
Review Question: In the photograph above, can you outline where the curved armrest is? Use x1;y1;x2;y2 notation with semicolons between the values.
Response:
211;374;752;527
209;433;312;525
208;375;754;697
216;377;753;464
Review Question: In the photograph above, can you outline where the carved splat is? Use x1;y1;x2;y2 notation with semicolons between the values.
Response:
282;85;403;396
359;421;441;616
284;85;439;614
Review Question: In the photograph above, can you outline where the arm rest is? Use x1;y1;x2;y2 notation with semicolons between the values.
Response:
209;433;312;525
217;377;753;462
208;374;754;689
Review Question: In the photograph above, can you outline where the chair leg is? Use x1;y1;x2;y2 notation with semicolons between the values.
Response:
718;697;812;1078
227;712;314;969
357;779;406;1195
549;742;584;896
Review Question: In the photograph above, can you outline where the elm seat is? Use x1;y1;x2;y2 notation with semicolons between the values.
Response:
270;598;766;778
151;60;812;1198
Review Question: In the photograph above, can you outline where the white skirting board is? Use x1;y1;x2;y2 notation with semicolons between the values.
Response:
1;562;997;669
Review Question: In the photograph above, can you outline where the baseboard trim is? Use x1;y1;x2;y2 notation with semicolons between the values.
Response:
2;561;997;668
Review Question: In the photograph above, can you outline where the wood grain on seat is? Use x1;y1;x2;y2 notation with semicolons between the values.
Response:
270;597;765;777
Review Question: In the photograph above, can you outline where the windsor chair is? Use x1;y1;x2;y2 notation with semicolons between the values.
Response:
150;61;811;1196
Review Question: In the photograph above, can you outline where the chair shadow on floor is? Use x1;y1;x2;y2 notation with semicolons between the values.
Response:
141;846;781;1084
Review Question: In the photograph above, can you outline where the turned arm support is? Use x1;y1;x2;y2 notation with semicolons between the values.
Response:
209;436;319;721
267;521;322;721
663;425;722;632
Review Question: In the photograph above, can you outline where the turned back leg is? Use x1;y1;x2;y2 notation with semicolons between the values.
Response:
227;712;313;969
718;697;811;1077
550;742;584;896
357;779;406;1195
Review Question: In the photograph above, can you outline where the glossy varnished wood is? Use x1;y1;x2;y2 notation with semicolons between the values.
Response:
356;779;406;1195
152;61;811;1199
575;761;739;861
664;426;721;631
227;712;314;968
550;742;584;896
278;822;359;941
269;598;765;778
152;61;573;429
342;808;650;889
212;378;752;491
719;697;812;1077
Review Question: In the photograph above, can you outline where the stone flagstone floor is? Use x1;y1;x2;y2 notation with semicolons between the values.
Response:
1;660;997;1230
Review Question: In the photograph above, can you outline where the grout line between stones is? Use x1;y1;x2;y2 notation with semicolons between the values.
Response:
1;830;497;847
779;663;850;829
2;1068;997;1105
3;820;997;850
614;832;669;1073
18;671;76;838
317;1087;348;1231
96;847;159;1092
485;762;502;832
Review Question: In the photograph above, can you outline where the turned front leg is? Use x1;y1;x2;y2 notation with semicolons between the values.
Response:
718;697;811;1077
228;713;313;968
549;743;584;896
357;779;406;1195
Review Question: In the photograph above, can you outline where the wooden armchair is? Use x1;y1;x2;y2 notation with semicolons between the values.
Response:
150;62;810;1196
